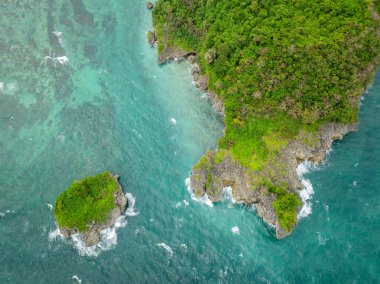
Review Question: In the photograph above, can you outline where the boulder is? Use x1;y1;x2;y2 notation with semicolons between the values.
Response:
147;2;154;9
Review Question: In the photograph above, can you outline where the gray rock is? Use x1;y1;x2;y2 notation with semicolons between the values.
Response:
189;123;357;239
147;2;153;9
148;30;156;46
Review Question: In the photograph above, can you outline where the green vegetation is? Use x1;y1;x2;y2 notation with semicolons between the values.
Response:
193;150;213;170
153;0;380;231
273;192;302;232
54;172;119;232
153;0;379;164
264;181;302;231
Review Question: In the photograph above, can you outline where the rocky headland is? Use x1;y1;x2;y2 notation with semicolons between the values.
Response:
151;37;360;238
150;0;379;238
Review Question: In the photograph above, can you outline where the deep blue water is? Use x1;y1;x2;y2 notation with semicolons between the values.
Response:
0;1;379;283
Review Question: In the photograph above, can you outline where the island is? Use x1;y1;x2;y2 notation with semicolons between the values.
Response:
151;0;380;237
54;172;127;246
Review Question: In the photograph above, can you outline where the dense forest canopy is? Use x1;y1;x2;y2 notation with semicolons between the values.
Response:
54;172;118;232
153;0;379;232
154;0;380;168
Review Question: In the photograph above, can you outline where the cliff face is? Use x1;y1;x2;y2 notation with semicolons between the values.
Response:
190;123;358;238
59;175;127;247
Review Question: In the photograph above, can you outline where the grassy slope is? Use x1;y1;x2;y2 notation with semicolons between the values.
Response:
153;0;380;231
54;172;118;232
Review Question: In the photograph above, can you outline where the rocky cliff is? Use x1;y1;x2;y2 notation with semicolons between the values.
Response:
190;123;357;238
153;38;359;238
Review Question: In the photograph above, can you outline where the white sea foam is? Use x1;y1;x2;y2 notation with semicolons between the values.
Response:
170;118;177;125
47;203;53;211
296;161;315;219
48;227;61;241
1;210;15;217
222;187;236;204
0;210;14;217
52;31;62;38
134;226;145;235
48;193;137;257
157;243;173;256
176;200;189;208
323;204;329;212
125;192;138;216
231;226;240;235
72;275;82;283
185;178;214;207
45;55;69;65
69;213;127;257
56;56;69;65
0;82;4;91
180;243;188;252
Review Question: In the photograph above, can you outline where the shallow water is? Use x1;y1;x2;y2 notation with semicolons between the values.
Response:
0;1;379;283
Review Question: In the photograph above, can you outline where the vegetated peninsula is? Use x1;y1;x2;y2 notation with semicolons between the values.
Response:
54;172;127;246
152;0;380;237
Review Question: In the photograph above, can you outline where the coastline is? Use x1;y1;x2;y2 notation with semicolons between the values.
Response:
156;45;225;116
150;19;376;237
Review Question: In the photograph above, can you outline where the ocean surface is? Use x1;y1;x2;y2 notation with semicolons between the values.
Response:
0;1;379;283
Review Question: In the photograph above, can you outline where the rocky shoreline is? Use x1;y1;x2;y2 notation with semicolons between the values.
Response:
58;174;127;247
152;36;358;238
153;42;225;116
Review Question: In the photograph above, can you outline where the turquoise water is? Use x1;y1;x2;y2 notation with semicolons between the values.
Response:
0;1;379;283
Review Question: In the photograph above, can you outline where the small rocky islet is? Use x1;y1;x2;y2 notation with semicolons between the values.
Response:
54;172;127;247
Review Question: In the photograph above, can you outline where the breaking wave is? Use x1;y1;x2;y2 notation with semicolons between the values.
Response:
156;243;173;257
185;178;213;207
231;226;240;235
297;161;316;219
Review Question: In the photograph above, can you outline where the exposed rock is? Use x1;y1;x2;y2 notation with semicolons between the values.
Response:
157;45;224;115
148;30;156;47
147;2;154;9
58;174;127;247
157;44;196;64
252;91;262;99
153;36;358;239
189;123;358;239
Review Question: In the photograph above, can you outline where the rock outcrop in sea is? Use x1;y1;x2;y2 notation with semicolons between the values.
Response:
58;174;127;247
